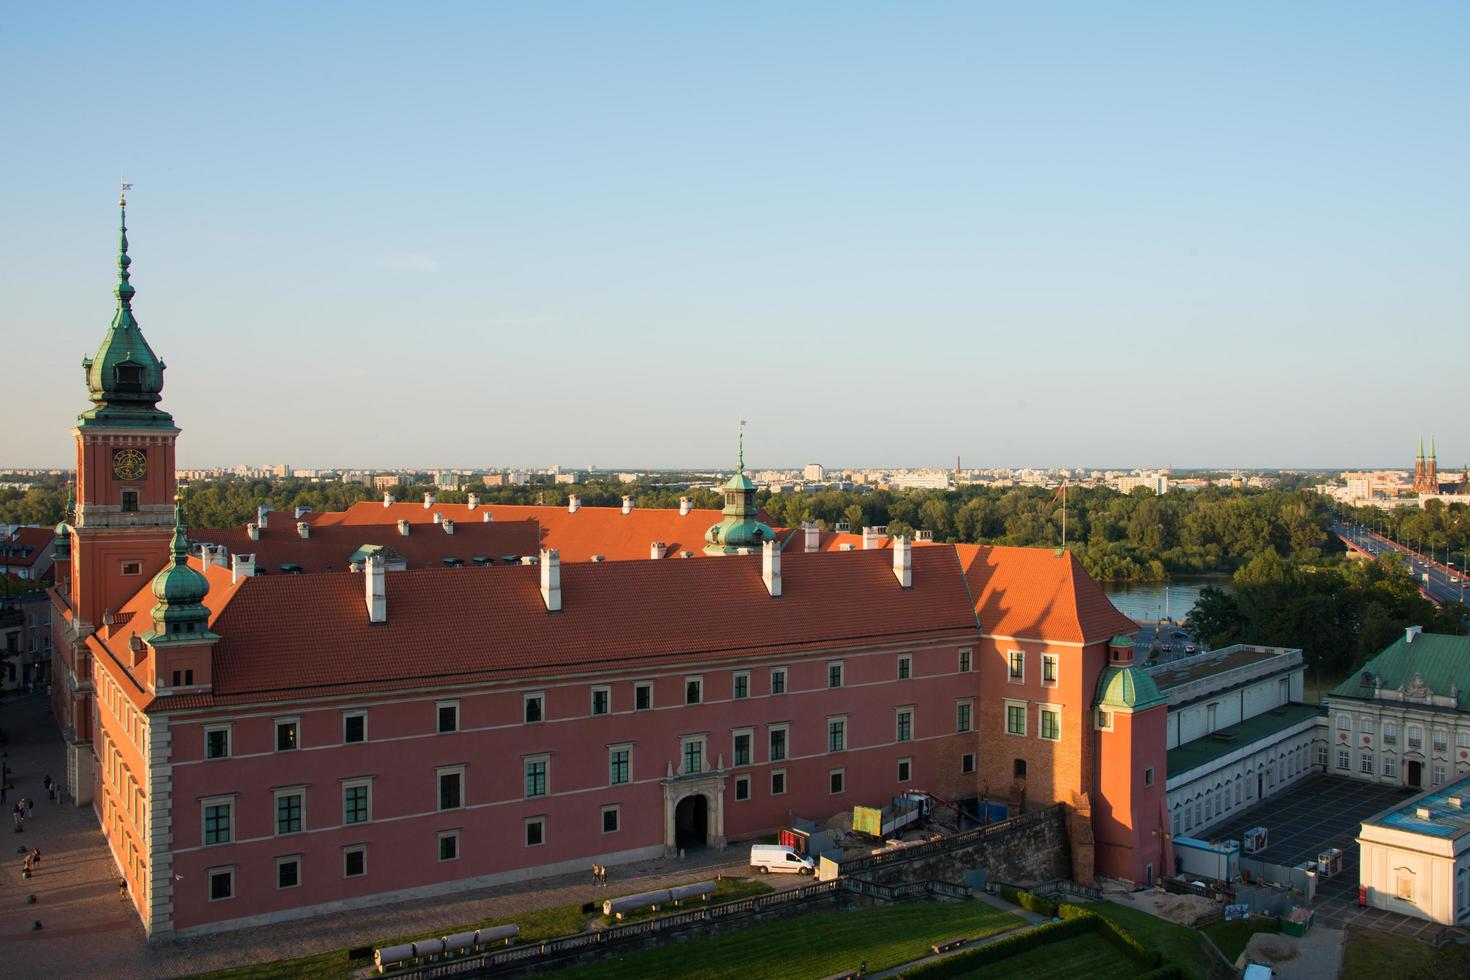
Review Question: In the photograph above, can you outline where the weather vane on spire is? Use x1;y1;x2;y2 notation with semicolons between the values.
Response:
738;418;747;473
120;180;132;206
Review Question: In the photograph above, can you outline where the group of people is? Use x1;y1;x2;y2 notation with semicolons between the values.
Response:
21;847;42;878
9;773;61;831
590;863;610;886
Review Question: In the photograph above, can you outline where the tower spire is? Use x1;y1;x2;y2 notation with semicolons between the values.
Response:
738;418;746;472
116;182;134;308
1418;435;1425;460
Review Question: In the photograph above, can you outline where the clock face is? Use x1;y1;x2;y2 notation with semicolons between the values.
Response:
113;447;148;482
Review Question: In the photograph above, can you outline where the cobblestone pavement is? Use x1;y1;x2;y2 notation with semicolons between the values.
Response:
0;692;798;978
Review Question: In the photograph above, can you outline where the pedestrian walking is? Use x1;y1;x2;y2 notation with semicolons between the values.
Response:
591;863;599;886
47;784;56;803
118;878;128;902
12;805;21;832
29;848;40;866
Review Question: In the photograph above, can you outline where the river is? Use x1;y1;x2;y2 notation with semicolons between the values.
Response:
1100;576;1233;625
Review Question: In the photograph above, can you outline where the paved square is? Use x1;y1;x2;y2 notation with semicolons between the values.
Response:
1205;773;1455;939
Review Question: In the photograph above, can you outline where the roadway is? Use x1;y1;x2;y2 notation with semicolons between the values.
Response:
1334;522;1469;607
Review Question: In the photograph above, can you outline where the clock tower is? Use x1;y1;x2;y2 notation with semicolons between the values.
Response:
53;190;181;799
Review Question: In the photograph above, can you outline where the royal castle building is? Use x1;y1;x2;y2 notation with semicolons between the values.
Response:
53;200;1201;938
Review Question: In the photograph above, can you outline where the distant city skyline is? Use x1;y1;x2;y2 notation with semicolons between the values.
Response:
7;4;1468;468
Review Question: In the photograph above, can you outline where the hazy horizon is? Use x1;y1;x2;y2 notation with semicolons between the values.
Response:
6;4;1468;470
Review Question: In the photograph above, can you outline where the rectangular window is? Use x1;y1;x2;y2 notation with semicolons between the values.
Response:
438;829;459;861
343;712;367;744
1144;767;1155;787
120;559;142;576
1008;650;1024;681
685;676;703;705
828;662;844;688
1397;876;1413;902
771;667;787;695
204;726;230;760
1458;731;1470;749
1433;764;1446;786
591;687;610;716
1096;709;1113;731
962;752;976;774
436;701;459;734
827;717;846;753
1360;716;1375;734
897;655;912;680
602;805;620;834
1314;745;1328;767
1042;654;1058;684
276;856;300;890
440;767;465;810
734;774;751;801
769;724;788;762
681;738;704;775
733;672;750;699
275;790;304;835
208;867;234;901
897;758;912;782
524;758;547;798
959;649;972;673
121;490;139;513
203;799;233;845
1408;726;1423;749
956;700;973;734
829;768;845;794
896;707;913;743
1361;752;1374;774
733;730;752;767
771;769;786;795
1384;756;1398;778
524;693;545;724
609;747;631;786
1384;722;1397;745
524;817;545;847
1336;714;1351;730
275;719;299;752
634;682;652;711
1040;707;1061;742
1434;730;1448;752
1337;748;1350;770
1006;702;1027;736
343;846;366;878
343;782;371;825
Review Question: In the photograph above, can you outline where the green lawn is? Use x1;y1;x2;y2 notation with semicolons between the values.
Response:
1201;917;1281;962
552;901;1024;979
936;932;1140;980
192;877;769;980
1079;902;1233;980
1339;926;1470;980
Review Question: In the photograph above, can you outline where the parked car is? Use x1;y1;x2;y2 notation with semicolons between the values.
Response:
750;844;815;875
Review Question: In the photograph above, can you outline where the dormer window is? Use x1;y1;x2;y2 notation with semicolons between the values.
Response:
114;361;143;392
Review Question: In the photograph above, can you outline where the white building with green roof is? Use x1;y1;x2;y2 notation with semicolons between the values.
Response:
1327;629;1470;794
1147;644;1318;841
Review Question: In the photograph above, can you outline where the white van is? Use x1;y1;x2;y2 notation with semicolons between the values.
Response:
749;844;815;875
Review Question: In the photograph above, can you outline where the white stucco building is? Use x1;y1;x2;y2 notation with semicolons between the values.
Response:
1358;772;1470;925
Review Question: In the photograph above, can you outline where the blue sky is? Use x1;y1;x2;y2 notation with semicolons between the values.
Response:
5;3;1467;470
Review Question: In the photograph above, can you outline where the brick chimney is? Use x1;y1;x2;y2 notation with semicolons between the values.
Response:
762;539;782;597
540;549;561;612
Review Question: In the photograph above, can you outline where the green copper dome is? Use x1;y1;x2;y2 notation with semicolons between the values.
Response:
704;425;776;555
143;502;215;644
1095;664;1168;712
79;194;173;429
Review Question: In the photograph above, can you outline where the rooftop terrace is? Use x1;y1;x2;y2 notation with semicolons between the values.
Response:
1364;771;1470;840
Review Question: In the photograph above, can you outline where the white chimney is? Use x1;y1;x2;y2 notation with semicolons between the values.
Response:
432;512;443;524
231;553;256;584
1406;625;1423;643
862;526;881;550
296;521;310;539
651;540;668;560
568;495;581;514
540;548;562;612
467;493;480;510
398;519;411;536
482;511;493;523
803;521;820;553
382;492;395;507
679;497;692;516
256;505;270;529
893;535;912;589
839;542;856;552
294;504;310;520
246;522;260;541
762;539;782;597
442;519;455;535
211;545;229;569
622;496;634;515
365;553;387;623
423;492;436;509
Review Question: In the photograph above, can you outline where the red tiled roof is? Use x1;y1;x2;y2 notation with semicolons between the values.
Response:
191;520;542;574
312;501;736;562
0;527;54;568
954;543;1136;644
192;546;980;703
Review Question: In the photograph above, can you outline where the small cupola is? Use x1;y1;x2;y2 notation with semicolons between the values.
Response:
143;500;215;643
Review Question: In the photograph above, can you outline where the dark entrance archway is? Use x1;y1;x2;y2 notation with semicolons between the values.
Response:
675;794;709;849
1408;761;1423;789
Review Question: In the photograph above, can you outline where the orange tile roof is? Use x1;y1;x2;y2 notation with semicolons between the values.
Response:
191;520;542;573
0;526;54;568
164;545;981;706
955;543;1136;644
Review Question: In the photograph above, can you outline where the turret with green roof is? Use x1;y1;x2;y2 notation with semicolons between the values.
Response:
78;190;172;429
141;500;216;645
1094;635;1169;712
704;423;777;555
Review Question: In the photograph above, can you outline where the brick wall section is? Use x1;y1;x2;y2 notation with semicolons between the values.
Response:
856;805;1072;887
